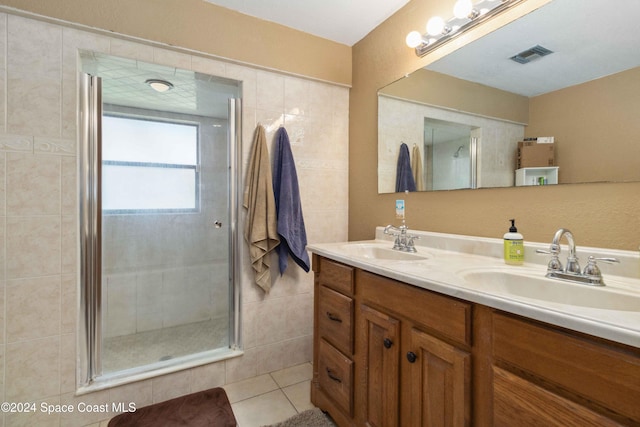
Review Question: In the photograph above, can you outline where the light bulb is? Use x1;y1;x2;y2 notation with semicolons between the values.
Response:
405;31;424;48
426;16;445;36
453;0;473;19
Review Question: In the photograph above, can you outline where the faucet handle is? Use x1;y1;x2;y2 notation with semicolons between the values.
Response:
590;256;620;264
582;256;620;285
404;234;420;252
536;248;563;272
536;244;560;256
583;256;620;275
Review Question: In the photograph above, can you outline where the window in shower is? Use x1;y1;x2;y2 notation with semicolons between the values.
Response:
79;51;243;389
102;115;199;213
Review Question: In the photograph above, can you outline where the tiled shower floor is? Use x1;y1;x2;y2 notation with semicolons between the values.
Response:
103;317;229;373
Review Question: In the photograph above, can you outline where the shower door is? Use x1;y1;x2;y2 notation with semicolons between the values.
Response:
79;54;241;387
424;118;475;191
100;111;230;374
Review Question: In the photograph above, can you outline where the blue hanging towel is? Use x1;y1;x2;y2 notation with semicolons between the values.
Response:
396;142;417;192
272;127;311;274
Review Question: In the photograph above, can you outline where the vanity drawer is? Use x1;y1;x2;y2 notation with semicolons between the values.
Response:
318;285;354;355
493;366;621;427
358;270;471;347
318;258;354;295
493;312;640;422
318;338;354;417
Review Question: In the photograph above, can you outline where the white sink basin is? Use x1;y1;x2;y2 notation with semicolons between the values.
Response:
337;243;429;261
460;269;640;312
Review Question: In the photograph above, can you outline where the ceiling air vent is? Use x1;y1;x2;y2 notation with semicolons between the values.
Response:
510;45;553;64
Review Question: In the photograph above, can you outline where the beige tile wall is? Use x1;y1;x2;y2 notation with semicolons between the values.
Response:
0;11;348;426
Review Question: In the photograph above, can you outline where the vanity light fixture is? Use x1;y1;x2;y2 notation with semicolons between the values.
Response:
145;78;174;93
406;0;526;57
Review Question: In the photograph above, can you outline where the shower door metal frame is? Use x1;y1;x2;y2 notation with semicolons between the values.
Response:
229;98;243;351
79;72;242;392
79;73;103;387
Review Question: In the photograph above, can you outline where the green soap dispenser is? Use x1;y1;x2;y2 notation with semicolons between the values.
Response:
504;219;524;265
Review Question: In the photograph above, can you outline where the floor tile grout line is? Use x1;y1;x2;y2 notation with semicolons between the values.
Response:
269;371;312;414
280;387;302;414
229;388;287;406
228;375;312;406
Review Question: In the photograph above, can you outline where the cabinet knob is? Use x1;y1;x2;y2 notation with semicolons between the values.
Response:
383;338;393;349
406;351;417;363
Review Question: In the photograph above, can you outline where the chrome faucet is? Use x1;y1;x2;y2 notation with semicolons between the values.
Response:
384;223;419;252
536;228;619;286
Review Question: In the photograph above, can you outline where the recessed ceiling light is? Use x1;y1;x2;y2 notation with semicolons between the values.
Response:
145;79;174;93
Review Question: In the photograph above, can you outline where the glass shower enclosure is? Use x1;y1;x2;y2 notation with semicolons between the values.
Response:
78;52;242;388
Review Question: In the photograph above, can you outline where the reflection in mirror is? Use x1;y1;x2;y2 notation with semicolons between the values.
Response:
378;90;524;193
378;0;640;193
424;118;473;191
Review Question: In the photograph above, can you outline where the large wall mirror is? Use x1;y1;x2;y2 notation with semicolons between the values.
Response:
378;0;640;193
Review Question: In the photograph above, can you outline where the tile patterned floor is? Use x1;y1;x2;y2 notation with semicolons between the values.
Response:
87;363;315;427
224;363;316;426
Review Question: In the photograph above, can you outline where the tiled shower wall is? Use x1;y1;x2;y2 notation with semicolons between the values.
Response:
0;11;348;426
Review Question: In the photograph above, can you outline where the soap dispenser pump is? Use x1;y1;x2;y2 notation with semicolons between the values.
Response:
504;219;524;265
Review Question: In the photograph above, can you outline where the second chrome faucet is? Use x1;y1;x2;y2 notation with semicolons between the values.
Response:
537;228;619;286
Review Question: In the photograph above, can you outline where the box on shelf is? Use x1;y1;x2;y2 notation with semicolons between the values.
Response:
517;141;555;169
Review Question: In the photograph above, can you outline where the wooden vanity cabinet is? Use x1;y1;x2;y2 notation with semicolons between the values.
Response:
312;255;640;426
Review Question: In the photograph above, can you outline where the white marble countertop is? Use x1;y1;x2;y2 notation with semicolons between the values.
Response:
308;227;640;348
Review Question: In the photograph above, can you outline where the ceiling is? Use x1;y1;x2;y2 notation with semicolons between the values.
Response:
203;0;410;46
81;51;240;118
425;0;640;97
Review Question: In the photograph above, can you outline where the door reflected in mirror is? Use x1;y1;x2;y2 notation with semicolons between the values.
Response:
424;118;474;191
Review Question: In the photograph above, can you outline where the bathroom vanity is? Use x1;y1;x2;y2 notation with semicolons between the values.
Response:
309;229;640;426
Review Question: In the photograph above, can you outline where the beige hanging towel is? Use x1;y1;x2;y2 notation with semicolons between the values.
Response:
243;125;280;292
412;144;425;191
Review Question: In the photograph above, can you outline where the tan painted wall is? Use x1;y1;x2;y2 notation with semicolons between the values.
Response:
0;0;351;85
351;0;640;251
380;68;529;124
526;67;640;184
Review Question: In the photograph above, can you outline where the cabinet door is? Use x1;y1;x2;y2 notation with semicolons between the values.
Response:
407;327;470;427
359;304;400;427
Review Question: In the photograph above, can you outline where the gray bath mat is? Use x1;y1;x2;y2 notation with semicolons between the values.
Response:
262;408;336;427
